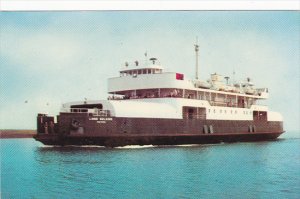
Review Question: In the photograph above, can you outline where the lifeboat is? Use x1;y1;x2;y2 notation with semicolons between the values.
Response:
194;80;211;89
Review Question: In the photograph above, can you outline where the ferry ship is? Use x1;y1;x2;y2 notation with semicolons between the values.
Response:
34;45;284;147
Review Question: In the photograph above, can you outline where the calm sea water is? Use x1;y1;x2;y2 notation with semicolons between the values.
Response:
1;137;300;199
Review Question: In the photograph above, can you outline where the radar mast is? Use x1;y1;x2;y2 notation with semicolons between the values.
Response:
195;37;199;80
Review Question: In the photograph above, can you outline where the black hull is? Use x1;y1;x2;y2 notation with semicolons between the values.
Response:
34;132;284;147
35;113;284;147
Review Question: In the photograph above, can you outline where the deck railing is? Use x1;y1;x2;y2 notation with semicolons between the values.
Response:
61;108;111;117
108;93;257;109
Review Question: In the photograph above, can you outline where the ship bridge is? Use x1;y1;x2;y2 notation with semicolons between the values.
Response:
108;57;193;96
119;58;164;76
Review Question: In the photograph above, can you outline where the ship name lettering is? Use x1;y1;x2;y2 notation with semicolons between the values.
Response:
99;118;113;121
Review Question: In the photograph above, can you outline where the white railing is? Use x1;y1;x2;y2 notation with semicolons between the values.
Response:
61;108;110;117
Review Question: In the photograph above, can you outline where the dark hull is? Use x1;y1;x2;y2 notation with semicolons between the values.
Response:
35;132;283;147
34;113;284;147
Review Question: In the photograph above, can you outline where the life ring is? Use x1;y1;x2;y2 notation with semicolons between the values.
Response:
71;119;80;130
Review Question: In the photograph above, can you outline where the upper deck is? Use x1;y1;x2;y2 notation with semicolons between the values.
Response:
107;58;269;109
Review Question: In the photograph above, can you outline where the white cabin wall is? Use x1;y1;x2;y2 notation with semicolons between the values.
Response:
206;107;253;120
108;73;194;93
62;98;282;122
267;111;283;122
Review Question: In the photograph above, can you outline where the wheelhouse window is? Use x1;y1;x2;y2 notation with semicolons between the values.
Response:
70;104;103;112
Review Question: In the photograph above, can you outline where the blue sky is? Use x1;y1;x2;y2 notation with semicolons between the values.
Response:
0;11;299;136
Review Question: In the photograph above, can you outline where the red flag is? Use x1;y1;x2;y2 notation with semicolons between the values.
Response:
176;73;184;80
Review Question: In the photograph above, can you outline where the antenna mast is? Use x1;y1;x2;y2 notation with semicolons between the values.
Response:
195;37;199;80
144;51;148;65
232;68;236;85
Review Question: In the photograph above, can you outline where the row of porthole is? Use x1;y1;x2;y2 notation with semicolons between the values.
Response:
208;109;252;115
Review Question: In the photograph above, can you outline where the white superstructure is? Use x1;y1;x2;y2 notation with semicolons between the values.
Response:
63;57;283;122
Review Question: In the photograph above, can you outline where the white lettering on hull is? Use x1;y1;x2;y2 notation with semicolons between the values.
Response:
89;117;112;121
90;117;113;123
99;118;113;121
